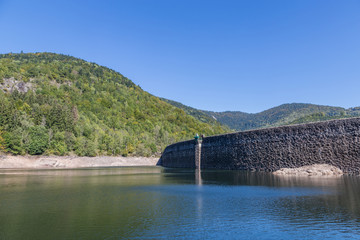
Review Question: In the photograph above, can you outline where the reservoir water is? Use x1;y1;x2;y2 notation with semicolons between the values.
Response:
0;167;360;239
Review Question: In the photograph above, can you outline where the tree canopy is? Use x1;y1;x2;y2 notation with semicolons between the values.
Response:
0;52;228;156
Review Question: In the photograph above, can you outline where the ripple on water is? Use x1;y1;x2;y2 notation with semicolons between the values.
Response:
0;168;360;239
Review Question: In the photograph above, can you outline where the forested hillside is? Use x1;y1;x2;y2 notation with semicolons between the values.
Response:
166;101;360;131
205;104;360;130
160;98;229;130
0;52;227;156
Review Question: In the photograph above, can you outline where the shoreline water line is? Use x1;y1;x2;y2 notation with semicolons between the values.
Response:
0;155;159;169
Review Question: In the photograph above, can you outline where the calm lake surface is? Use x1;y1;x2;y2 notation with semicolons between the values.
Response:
1;167;360;239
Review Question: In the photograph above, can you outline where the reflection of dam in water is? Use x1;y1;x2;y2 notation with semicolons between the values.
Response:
195;169;202;186
160;117;360;175
1;167;359;239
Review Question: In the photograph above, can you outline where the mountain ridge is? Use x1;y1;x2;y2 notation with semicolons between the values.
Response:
1;52;359;158
163;100;360;131
0;52;227;156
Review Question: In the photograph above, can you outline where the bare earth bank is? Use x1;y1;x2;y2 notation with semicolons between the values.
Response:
0;155;159;169
273;164;343;176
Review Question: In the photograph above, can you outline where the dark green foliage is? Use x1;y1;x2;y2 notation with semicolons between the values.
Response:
75;137;97;157
288;112;355;125
27;125;49;155
203;104;360;131
0;52;228;156
3;129;24;155
0;128;5;151
164;99;360;131
48;131;67;155
160;98;229;130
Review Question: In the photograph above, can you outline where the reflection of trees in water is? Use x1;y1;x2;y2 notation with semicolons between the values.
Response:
2;168;360;239
0;167;171;239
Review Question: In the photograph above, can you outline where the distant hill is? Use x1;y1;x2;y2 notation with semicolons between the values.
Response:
2;53;358;158
287;108;360;125
160;98;230;131
204;103;354;130
165;101;360;131
0;52;227;157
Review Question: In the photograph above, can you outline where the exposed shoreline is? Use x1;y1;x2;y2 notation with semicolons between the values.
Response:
273;164;343;177
0;155;346;176
0;155;159;169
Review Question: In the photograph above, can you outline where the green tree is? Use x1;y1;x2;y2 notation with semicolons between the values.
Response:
75;136;97;157
27;125;49;155
0;52;230;157
4;128;25;155
49;131;67;155
0;128;6;151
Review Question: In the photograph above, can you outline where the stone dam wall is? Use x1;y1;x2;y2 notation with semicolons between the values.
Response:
159;118;360;175
159;140;196;168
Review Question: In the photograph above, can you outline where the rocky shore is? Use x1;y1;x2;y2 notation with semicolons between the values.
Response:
0;155;159;169
273;164;343;176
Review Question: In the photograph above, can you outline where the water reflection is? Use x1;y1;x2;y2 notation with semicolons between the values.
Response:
0;167;360;239
163;168;360;238
195;169;203;223
195;169;202;186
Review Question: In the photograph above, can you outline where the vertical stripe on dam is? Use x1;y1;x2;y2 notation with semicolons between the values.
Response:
195;142;201;169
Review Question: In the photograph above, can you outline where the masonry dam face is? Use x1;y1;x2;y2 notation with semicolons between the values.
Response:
159;118;360;175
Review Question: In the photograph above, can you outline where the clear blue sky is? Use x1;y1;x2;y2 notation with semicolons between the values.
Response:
1;0;359;113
